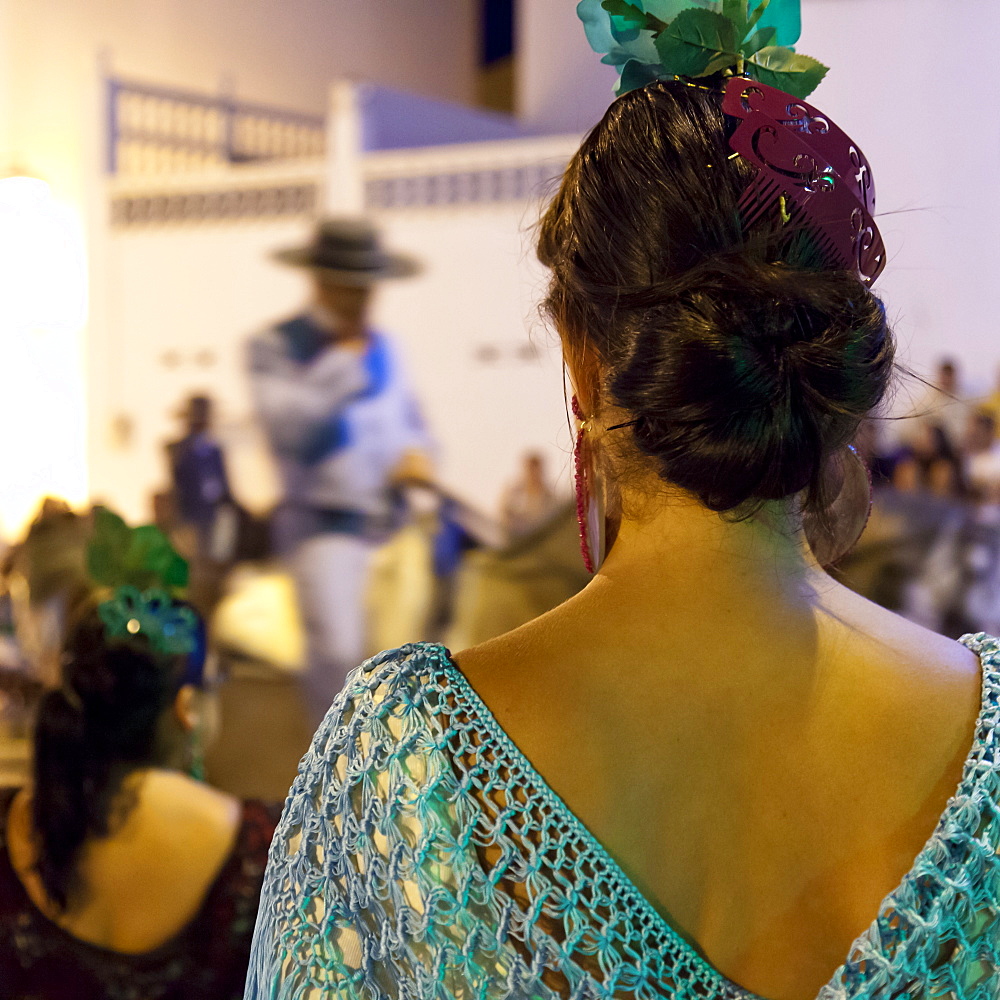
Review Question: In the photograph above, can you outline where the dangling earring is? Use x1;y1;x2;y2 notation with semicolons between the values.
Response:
573;395;606;573
803;444;873;567
188;724;205;782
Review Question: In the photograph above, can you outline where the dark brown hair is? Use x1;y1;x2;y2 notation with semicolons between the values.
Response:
31;603;206;910
538;79;894;515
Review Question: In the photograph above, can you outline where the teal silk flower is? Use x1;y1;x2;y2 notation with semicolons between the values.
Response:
577;0;822;99
98;586;198;656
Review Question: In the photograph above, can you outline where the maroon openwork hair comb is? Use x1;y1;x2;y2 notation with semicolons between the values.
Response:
721;76;885;285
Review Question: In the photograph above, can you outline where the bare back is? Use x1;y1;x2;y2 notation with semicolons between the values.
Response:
454;572;981;1000
6;770;241;954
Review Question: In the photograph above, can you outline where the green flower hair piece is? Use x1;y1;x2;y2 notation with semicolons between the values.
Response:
87;506;189;593
97;585;198;656
578;0;827;99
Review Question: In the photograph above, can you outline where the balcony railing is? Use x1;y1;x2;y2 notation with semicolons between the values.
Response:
107;77;326;176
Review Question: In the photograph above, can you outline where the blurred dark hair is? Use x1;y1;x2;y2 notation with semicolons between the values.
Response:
31;600;206;910
537;79;894;517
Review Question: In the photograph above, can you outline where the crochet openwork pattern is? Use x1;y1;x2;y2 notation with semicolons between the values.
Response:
246;636;1000;1000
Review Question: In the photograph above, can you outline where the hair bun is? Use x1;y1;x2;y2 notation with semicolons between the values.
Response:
610;257;892;512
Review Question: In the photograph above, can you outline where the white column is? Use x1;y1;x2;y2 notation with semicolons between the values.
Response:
323;79;365;215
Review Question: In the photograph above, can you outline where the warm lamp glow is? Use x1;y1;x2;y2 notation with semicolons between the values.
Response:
0;176;88;540
0;176;87;329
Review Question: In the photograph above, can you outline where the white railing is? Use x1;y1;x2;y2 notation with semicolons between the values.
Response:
107;77;326;177
107;159;325;228
105;75;582;228
362;135;580;211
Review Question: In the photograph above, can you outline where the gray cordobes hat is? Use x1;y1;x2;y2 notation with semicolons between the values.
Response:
272;217;420;285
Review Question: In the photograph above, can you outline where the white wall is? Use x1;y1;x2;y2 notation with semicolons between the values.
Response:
0;0;478;535
516;0;1000;398
372;203;572;517
801;0;1000;401
518;0;619;135
100;166;576;525
102;215;312;521
4;0;476;203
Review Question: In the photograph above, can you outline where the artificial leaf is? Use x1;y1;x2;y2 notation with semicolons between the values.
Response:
601;34;660;68
577;0;619;53
131;525;189;590
742;24;776;58
653;8;739;78
705;51;740;75
654;33;715;77
749;45;828;98
722;0;748;36
643;0;718;19
743;0;771;38
601;0;667;33
86;505;189;593
87;507;131;586
616;58;664;95
748;0;800;47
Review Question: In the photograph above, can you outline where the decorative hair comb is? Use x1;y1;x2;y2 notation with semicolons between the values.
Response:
577;0;885;285
722;77;884;284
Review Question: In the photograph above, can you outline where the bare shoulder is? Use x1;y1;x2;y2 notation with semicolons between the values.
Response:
80;770;242;893
138;771;242;854
451;600;580;710
818;578;981;691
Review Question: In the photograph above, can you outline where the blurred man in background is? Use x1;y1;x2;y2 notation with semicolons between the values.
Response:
248;218;432;719
166;394;232;559
500;451;559;540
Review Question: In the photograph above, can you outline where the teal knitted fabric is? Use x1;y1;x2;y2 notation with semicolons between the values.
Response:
246;635;1000;999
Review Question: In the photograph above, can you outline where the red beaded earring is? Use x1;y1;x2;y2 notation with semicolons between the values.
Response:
572;395;605;573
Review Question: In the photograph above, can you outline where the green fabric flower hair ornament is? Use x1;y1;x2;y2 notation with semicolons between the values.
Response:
87;506;196;656
98;585;198;656
578;0;828;98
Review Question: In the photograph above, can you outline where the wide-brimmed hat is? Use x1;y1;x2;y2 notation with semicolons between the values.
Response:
272;217;420;285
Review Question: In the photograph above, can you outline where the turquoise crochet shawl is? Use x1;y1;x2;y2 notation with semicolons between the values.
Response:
246;635;1000;999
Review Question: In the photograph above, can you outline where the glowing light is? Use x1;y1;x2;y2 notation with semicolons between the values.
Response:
0;177;87;330
0;176;88;540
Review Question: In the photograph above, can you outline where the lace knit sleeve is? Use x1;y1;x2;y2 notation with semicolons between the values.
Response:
244;645;528;1000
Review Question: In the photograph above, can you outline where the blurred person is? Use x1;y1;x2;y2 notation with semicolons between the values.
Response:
165;394;238;612
898;357;969;456
0;528;279;999
2;497;90;687
978;364;1000;435
499;451;561;538
964;410;1000;503
892;422;965;498
165;393;232;560
247;18;1000;999
248;218;433;720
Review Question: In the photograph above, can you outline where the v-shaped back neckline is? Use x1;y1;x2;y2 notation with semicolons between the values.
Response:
427;633;999;999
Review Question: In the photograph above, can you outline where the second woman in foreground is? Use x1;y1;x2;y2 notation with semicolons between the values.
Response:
246;26;997;1000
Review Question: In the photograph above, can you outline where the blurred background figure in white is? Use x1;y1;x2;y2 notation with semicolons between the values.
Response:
247;218;434;720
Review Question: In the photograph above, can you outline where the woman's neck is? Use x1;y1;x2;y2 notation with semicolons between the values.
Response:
596;491;830;619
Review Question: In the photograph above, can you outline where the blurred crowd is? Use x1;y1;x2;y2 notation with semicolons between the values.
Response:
841;358;1000;639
